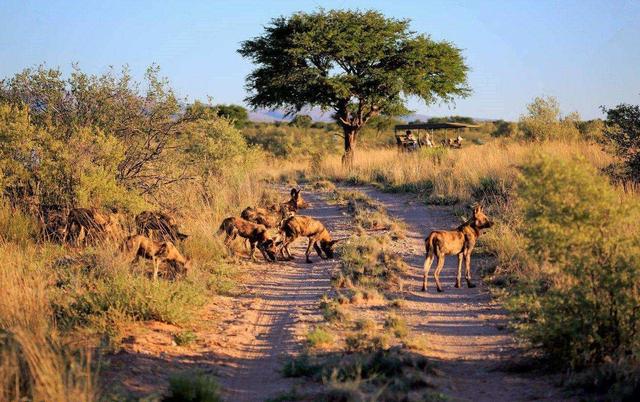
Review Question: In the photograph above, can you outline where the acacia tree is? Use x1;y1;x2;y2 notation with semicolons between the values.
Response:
239;9;470;164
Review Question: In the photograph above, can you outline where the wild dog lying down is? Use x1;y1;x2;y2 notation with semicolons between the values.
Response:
122;235;192;280
135;211;188;242
218;217;277;262
422;205;493;292
278;215;340;263
66;208;123;246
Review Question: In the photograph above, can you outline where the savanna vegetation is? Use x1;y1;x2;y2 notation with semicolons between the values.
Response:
267;95;640;399
0;64;272;401
2;6;639;401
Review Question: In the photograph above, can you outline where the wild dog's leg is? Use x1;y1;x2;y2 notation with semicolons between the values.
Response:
257;242;272;262
249;241;257;261
455;253;464;288
422;254;434;291
433;253;446;292
152;257;159;281
465;251;476;288
305;238;314;263
313;242;325;259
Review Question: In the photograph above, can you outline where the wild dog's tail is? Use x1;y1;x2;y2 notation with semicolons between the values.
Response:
217;218;232;236
424;232;436;257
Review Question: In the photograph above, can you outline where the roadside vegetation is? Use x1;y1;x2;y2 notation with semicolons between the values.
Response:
0;65;270;400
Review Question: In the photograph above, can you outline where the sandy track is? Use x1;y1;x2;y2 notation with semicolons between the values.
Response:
217;191;351;401
103;187;569;401
357;187;570;401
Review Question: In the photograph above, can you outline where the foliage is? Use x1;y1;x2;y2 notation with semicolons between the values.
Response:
239;9;469;157
242;124;339;159
163;371;221;402
508;155;640;373
289;114;312;128
283;348;439;401
576;119;604;142
427;115;475;124
0;64;196;200
306;326;335;349
518;96;580;141
491;119;518;137
214;104;248;128
336;234;406;293
602;103;640;181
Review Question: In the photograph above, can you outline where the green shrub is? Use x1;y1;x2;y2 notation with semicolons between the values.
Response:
163;371;221;402
384;313;409;339
0;201;38;245
174;331;198;346
338;235;406;293
51;250;207;331
518;96;580;142
306;327;334;348
508;155;640;374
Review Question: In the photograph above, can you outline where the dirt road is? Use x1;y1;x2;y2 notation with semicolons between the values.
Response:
357;187;569;401
104;187;568;401
216;191;351;401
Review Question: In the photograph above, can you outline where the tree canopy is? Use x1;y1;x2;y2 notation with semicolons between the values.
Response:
289;114;313;128
215;104;249;128
238;9;470;161
603;103;640;180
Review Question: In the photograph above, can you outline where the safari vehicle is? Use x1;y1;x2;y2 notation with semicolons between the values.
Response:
394;122;480;151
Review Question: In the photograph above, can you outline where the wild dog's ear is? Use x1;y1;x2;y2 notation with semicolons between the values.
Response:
177;232;189;241
473;204;481;214
290;188;298;197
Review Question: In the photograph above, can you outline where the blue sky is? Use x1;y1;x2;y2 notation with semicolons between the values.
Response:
1;0;639;120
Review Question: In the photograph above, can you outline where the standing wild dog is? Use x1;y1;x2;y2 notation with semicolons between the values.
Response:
422;205;493;292
218;217;277;262
122;234;192;280
241;205;295;228
284;188;309;211
278;215;340;263
135;211;188;242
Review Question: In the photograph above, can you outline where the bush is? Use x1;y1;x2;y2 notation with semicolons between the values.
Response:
163;371;221;402
508;155;640;373
336;235;405;294
306;327;335;349
518;96;580;141
602;103;640;181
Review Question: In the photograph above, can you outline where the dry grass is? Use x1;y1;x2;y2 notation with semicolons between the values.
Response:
274;140;614;204
0;160;277;400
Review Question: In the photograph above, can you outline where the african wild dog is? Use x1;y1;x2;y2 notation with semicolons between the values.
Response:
122;234;192;280
422;205;493;292
278;215;340;263
218;217;277;262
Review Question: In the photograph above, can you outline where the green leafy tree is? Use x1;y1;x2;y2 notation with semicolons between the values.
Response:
602;103;640;180
215;104;248;128
289;114;312;128
238;9;470;164
427;116;475;124
491;119;517;137
368;115;403;134
518;96;580;141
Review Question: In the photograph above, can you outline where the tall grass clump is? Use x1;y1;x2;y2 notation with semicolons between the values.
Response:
0;243;96;401
506;155;640;397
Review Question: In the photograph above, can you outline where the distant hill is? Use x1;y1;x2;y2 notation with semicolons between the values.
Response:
248;107;491;124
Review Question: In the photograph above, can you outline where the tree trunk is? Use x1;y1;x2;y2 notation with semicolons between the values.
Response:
342;126;358;168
